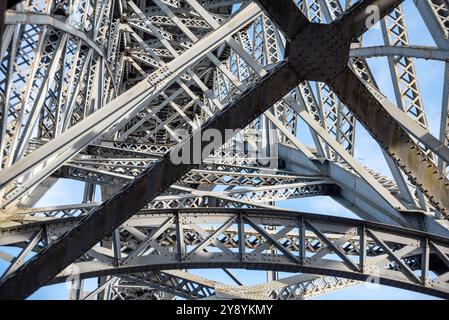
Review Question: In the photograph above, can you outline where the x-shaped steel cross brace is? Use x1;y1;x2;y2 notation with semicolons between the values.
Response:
259;0;449;216
1;0;446;300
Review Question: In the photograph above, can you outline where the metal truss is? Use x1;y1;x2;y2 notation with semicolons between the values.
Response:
78;272;356;300
1;208;449;298
0;0;449;300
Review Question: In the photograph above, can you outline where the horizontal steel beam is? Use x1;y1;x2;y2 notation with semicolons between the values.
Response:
259;0;449;216
0;61;302;300
4;12;104;56
334;0;406;40
256;0;309;39
350;45;449;61
1;0;445;301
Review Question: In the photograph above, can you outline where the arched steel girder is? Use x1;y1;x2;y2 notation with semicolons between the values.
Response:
2;11;119;101
0;207;431;254
4;12;104;56
0;3;264;207
80;271;358;300
3;0;449;300
0;1;22;40
2;208;447;299
0;212;361;300
350;45;449;62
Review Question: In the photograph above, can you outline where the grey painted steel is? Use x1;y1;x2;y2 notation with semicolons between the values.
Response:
329;67;449;217
1;0;449;300
1;207;448;298
0;62;302;299
350;45;449;61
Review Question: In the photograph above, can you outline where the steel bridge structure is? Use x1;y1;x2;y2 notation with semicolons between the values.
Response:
0;0;448;300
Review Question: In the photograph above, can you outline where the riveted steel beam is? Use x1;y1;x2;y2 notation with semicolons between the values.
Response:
1;0;447;301
40;208;449;299
328;67;449;216
350;45;449;61
0;59;302;299
334;0;405;40
256;0;310;39
259;0;449;215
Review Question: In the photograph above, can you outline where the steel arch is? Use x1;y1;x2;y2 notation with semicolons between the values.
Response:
1;0;449;300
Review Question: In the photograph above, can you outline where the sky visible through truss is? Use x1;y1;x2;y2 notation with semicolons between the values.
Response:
0;0;444;299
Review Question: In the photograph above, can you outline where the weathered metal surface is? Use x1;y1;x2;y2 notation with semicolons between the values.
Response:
0;0;449;300
0;61;301;299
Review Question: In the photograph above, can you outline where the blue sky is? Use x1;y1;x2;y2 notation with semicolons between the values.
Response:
0;0;445;300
